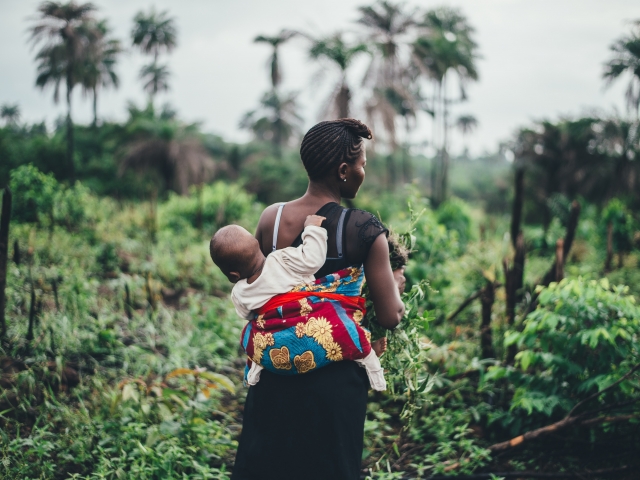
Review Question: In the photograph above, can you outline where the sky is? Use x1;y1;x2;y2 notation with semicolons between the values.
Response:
1;0;639;157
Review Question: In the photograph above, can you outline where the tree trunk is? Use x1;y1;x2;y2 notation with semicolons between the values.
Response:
554;239;564;282
66;80;75;181
92;86;98;128
13;239;20;265
541;201;581;286
402;145;412;184
605;222;613;273
386;154;396;190
440;74;449;203
0;187;11;340
337;81;350;119
504;231;525;365
511;168;525;249
480;280;495;359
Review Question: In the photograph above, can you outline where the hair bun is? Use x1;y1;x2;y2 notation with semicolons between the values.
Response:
337;118;373;140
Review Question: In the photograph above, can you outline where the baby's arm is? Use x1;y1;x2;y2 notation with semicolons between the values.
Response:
231;289;254;320
280;215;327;276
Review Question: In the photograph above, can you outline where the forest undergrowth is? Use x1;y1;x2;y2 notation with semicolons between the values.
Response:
1;166;640;479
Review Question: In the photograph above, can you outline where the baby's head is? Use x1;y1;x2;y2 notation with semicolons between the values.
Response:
210;225;264;283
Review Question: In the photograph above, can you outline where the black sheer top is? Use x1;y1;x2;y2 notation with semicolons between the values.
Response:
284;202;388;278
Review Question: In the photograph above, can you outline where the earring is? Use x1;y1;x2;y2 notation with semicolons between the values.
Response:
343;178;347;182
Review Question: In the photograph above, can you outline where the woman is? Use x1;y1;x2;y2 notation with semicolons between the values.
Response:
231;118;405;480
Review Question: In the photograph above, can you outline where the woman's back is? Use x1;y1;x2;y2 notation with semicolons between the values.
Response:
231;204;387;480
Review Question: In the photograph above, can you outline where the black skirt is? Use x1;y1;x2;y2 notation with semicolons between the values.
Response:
231;361;369;480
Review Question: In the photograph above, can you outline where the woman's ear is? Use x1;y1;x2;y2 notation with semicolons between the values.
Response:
338;162;349;180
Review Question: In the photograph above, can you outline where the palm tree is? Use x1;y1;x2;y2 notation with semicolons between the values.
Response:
309;33;368;119
603;20;640;118
1;104;21;126
140;62;171;99
413;7;479;203
254;30;297;89
456;114;478;157
357;1;416;187
30;1;99;179
80;20;121;127
240;91;302;157
119;102;215;195
131;8;177;63
132;8;177;104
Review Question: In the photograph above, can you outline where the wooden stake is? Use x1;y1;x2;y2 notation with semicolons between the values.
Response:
605;221;613;273
479;280;495;359
510;168;524;249
13;239;20;265
0;187;11;340
124;283;132;319
554;239;564;282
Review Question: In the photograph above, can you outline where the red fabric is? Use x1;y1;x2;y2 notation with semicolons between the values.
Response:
258;291;366;315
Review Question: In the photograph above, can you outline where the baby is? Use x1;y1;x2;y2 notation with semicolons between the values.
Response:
210;215;387;390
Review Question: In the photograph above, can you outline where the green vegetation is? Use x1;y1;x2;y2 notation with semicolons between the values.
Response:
2;1;640;479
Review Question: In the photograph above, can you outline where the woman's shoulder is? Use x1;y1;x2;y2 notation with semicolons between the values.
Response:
345;208;389;250
256;202;284;234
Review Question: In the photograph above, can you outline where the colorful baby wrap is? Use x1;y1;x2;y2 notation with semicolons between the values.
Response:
240;267;372;380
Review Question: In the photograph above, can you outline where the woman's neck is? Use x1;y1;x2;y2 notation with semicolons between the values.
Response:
302;179;341;205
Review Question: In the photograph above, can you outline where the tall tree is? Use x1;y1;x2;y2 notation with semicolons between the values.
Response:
30;1;98;179
0;104;20;126
131;8;177;104
139;63;171;99
240;91;302;157
254;30;297;89
456;114;478;157
131;8;177;63
413;7;479;203
603;20;640;118
357;1;416;187
309;33;368;119
80;20;121;127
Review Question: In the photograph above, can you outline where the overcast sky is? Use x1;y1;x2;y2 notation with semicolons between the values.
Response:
1;0;639;156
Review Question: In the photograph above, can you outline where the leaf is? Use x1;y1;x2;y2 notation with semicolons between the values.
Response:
162;388;189;401
198;371;236;393
165;368;195;379
122;383;139;403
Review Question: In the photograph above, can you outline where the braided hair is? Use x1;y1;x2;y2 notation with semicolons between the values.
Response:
300;118;373;180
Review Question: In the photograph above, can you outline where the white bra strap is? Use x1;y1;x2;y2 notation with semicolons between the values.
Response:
272;203;286;252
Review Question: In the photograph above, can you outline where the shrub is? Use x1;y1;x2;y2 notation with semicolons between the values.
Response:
489;278;640;427
9;164;58;223
159;181;260;235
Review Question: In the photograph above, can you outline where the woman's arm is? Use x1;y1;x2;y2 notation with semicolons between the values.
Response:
364;234;405;329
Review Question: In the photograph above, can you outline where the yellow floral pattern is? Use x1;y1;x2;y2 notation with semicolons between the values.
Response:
352;310;363;324
295;322;306;338
293;351;316;373
324;341;343;361
299;298;312;316
305;317;333;346
255;315;265;329
269;346;292;370
252;332;274;364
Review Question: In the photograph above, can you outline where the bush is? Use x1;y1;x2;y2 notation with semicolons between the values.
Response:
159;181;260;235
9;164;92;230
435;197;474;247
9;164;58;223
488;278;640;430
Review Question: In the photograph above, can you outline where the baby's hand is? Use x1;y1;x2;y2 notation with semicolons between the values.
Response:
304;215;326;228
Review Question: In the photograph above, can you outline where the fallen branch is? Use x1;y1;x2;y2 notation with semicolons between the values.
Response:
488;363;640;453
